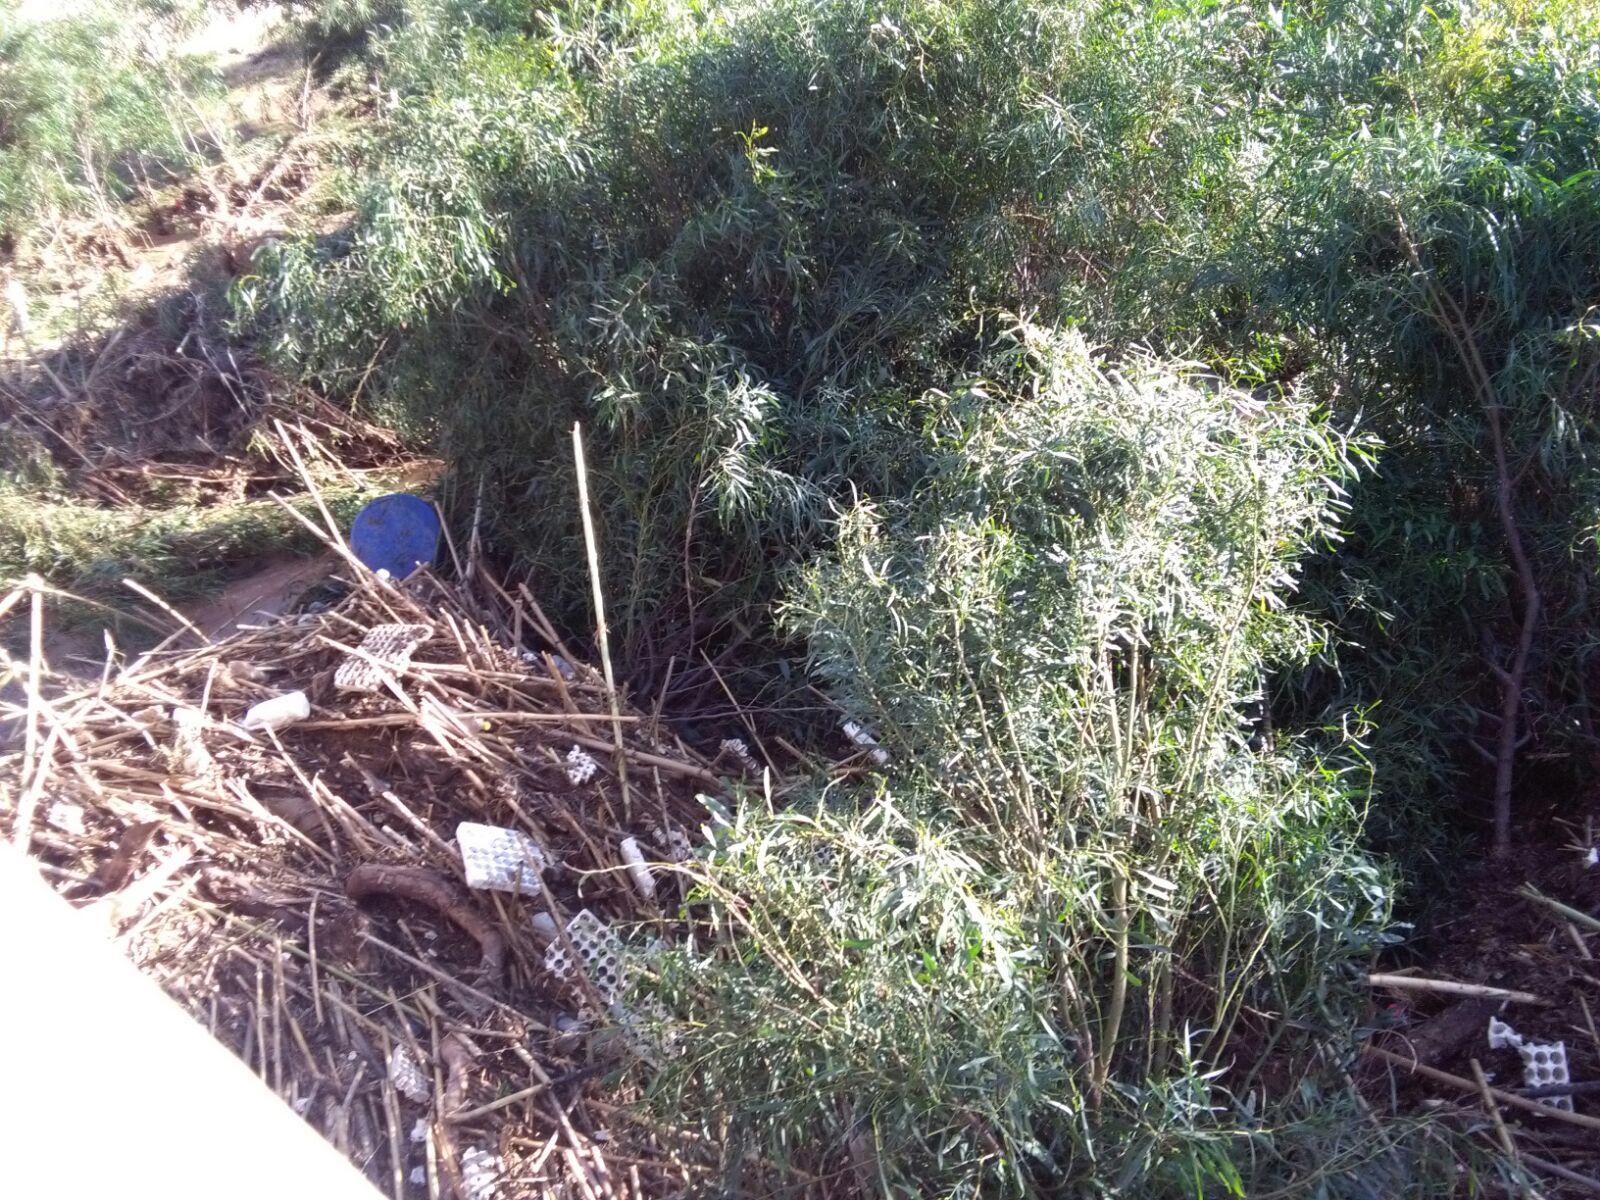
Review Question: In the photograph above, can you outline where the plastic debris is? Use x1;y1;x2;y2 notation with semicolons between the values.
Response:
530;911;559;944
350;494;442;579
656;826;692;864
409;1119;428;1144
240;691;310;732
1587;846;1598;868
169;707;215;776
459;1146;500;1200
618;836;657;901
409;1168;426;1187
1488;1016;1572;1111
564;746;598;785
544;908;624;1007
456;821;551;893
719;737;759;774
45;801;85;836
552;1012;586;1055
389;1044;430;1103
840;719;890;766
335;623;432;693
521;649;578;681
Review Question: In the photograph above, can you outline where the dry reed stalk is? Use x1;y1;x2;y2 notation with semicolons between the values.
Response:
573;423;634;824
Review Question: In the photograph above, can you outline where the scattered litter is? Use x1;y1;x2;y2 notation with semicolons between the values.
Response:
6;558;715;1194
544;909;624;1007
335;623;432;693
530;911;560;944
44;801;85;836
409;1167;426;1186
553;1012;586;1054
1587;846;1598;868
520;650;577;681
129;705;166;728
656;826;692;863
841;719;890;766
719;737;759;774
389;1044;431;1103
618;836;656;901
456;821;552;893
459;1147;501;1200
170;707;214;776
240;691;310;733
564;745;598;785
410;1119;428;1144
1488;1016;1572;1110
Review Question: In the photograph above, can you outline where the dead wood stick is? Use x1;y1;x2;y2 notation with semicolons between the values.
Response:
345;864;506;984
122;578;209;645
1365;1044;1600;1133
1470;1058;1529;1193
1519;884;1600;934
1518;1080;1600;1098
565;730;724;789
1364;973;1550;1006
295;711;636;732
572;423;634;824
14;578;44;850
1522;1153;1600;1197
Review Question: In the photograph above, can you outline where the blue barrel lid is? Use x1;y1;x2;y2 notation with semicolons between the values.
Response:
350;493;442;579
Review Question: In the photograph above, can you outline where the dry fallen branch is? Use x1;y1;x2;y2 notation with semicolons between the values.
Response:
345;864;508;985
1363;973;1550;1006
1365;1043;1600;1133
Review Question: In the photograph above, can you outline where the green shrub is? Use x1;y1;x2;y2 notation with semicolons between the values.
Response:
0;3;219;248
642;328;1464;1195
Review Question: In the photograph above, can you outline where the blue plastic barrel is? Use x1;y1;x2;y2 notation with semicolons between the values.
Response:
349;494;442;579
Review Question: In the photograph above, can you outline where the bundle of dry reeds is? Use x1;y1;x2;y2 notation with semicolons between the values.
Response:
0;541;728;1199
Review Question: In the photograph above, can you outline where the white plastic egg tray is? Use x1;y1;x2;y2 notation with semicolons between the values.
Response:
543;908;624;1008
335;623;432;693
1489;1015;1572;1111
456;821;552;893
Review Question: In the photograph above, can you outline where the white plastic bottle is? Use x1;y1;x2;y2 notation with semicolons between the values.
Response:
240;691;311;732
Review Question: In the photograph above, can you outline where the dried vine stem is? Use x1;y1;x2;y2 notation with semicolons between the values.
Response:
1396;213;1541;856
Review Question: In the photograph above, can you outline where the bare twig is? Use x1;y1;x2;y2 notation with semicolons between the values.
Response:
1366;1043;1600;1133
572;423;633;823
1363;973;1549;1006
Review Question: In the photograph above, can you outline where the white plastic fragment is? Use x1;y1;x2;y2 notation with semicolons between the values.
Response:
656;826;692;863
459;1146;500;1200
240;691;310;732
1587;846;1598;868
543;908;624;1007
409;1167;426;1186
719;737;759;773
168;706;216;776
618;836;657;901
335;623;432;693
409;1119;428;1144
530;911;560;944
840;719;890;766
456;821;551;893
521;650;577;680
1487;1016;1572;1111
389;1044;430;1103
45;801;85;836
564;745;598;785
